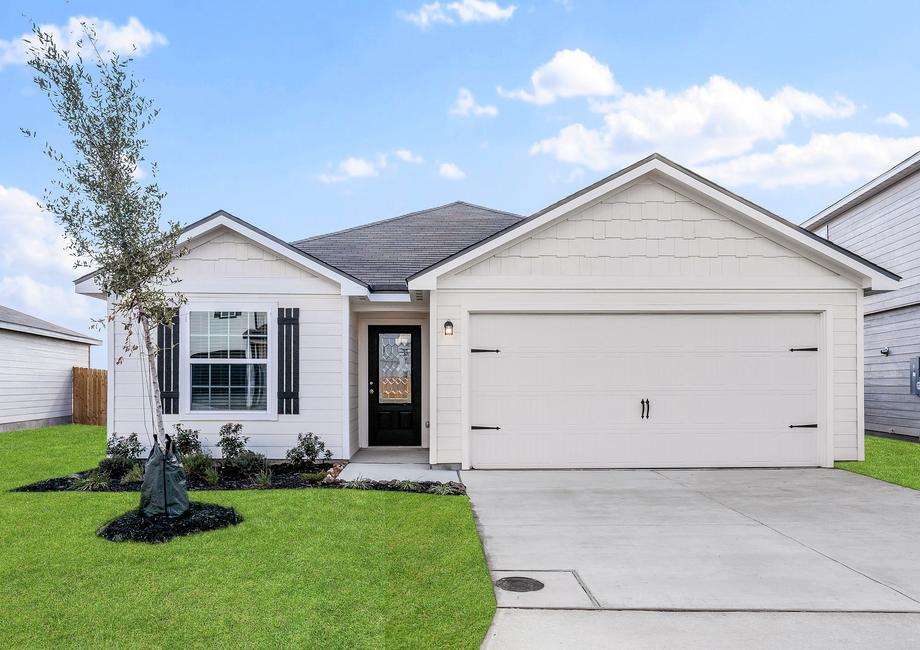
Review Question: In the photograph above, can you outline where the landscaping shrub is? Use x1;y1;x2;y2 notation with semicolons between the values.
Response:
73;471;111;491
253;466;273;488
217;423;248;459
97;455;134;481
106;433;143;459
344;477;374;490
221;450;266;479
203;465;220;486
300;471;328;483
285;432;333;468
122;464;144;483
183;451;214;479
173;424;202;455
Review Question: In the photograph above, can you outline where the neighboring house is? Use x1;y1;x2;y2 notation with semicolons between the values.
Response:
0;305;101;432
76;154;898;468
803;151;920;439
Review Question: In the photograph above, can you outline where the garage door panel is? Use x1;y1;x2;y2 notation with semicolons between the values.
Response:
470;313;821;468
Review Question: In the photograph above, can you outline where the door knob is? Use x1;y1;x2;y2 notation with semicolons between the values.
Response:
369;389;375;395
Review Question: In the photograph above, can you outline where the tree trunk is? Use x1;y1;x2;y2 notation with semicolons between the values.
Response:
139;313;166;449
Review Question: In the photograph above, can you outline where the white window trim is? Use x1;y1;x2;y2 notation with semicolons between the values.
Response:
179;302;279;421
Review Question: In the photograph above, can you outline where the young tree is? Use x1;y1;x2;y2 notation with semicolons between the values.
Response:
23;23;186;449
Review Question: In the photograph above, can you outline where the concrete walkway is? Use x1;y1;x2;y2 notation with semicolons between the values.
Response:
463;468;920;648
339;447;460;483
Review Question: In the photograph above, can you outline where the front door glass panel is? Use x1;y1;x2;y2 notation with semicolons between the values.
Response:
378;333;412;404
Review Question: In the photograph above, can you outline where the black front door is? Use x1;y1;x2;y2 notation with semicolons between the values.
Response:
368;325;421;446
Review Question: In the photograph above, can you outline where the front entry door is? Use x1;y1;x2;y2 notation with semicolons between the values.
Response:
368;325;421;446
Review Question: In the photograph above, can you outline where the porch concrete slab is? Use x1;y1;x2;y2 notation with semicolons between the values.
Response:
491;570;596;609
338;462;459;483
349;447;429;464
463;469;920;613
483;610;920;650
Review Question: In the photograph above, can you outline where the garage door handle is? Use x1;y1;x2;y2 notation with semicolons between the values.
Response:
647;399;651;419
641;399;647;419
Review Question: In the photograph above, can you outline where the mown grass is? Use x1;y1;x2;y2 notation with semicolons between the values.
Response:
0;425;494;649
836;434;920;491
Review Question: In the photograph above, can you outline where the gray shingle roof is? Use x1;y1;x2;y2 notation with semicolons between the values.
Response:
292;201;523;290
0;304;101;344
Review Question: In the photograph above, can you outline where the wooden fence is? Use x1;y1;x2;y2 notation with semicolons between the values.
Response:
73;367;107;426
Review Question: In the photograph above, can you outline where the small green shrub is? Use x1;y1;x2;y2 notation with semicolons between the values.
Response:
394;480;422;492
285;432;333;468
253;466;273;488
106;433;143;459
344;477;374;490
222;450;266;479
73;471;110;491
183;450;214;479
122;464;144;483
98;455;134;481
203;465;220;486
217;423;248;459
173;424;202;455
300;471;328;483
427;483;462;496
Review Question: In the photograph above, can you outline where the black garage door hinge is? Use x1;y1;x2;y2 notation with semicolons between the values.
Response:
471;348;500;353
471;425;501;430
788;424;819;428
789;347;819;352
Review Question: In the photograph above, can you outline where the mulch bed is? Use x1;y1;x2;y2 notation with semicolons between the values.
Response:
97;502;243;543
12;463;466;496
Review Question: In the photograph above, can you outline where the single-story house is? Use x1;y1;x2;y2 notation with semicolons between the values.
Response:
803;151;920;439
0;305;101;432
76;154;899;469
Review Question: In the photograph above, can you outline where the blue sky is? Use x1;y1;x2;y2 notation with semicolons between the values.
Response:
1;0;919;365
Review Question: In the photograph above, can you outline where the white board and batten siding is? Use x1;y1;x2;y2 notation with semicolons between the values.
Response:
110;227;351;458
816;169;920;438
433;179;864;468
0;329;91;430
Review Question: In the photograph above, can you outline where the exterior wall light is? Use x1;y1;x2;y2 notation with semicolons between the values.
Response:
444;320;454;336
881;347;891;356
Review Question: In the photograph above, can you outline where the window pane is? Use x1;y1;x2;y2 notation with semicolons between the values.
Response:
190;362;267;411
379;333;412;404
188;311;268;359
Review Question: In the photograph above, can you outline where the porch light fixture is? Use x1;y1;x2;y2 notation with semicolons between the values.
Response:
444;320;454;336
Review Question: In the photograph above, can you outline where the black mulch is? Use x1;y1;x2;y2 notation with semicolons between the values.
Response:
97;502;243;543
12;464;466;496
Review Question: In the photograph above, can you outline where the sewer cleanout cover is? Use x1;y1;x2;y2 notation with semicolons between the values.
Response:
494;576;545;592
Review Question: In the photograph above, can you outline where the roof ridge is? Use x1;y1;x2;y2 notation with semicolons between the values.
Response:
291;201;522;244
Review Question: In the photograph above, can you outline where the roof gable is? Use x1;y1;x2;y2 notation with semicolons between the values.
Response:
408;154;900;291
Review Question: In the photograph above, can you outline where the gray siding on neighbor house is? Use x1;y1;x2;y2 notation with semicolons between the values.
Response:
819;168;920;437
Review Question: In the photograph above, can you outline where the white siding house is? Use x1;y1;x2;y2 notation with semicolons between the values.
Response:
0;305;100;432
803;151;920;439
78;155;897;468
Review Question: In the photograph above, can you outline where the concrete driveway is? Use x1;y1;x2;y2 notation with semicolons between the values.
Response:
463;468;920;649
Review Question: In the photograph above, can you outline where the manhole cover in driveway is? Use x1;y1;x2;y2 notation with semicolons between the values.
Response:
495;576;544;592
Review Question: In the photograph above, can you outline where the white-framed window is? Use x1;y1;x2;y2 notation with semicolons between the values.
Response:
180;304;277;419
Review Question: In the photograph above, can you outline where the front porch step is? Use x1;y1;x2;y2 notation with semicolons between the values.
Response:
350;447;429;464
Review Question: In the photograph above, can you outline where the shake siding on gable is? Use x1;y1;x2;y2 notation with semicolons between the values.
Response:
434;180;863;465
110;228;349;458
818;170;920;438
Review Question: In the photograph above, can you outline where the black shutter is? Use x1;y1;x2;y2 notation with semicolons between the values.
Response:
157;315;180;415
278;308;300;414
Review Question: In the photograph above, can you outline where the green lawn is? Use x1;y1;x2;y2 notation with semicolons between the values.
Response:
836;434;920;490
0;425;494;649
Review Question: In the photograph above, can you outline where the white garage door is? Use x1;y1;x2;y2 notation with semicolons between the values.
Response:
470;313;821;468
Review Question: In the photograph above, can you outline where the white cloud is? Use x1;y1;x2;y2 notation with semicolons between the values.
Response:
0;184;101;348
877;112;909;128
394;149;425;163
317;155;387;184
438;162;467;179
498;49;619;105
0;16;167;69
451;88;498;117
698;132;920;188
530;74;856;170
401;0;516;29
